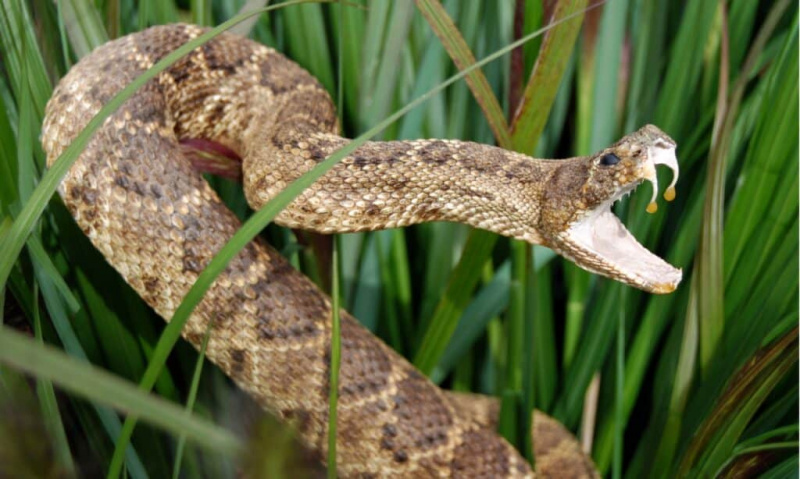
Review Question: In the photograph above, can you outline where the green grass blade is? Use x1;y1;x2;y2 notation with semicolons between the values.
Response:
430;261;511;383
694;0;792;375
32;283;76;476
0;0;53;116
327;235;341;478
282;3;335;93
60;0;108;58
510;0;590;154
415;0;511;148
191;0;212;27
653;0;718;135
358;0;390;118
650;288;699;474
171;323;211;479
359;1;415;134
676;328;798;477
0;326;244;457
328;5;343;470
724;9;798;283
329;0;365;122
413;230;497;374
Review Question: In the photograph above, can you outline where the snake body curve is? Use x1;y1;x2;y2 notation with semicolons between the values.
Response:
43;24;681;477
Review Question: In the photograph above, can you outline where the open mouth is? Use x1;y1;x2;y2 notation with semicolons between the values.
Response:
561;143;682;294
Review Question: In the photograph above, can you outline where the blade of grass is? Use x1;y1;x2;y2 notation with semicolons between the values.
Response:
327;5;344;473
329;0;365;122
510;0;590;154
415;0;511;147
32;282;76;476
327;234;341;478
0;326;244;457
282;3;335;93
694;0;728;380
650;286;699;474
60;0;108;58
0;0;53;116
359;1;415;134
430;261;511;383
413;230;497;374
171;324;212;479
676;328;798;477
190;0;212;27
358;0;390;118
724;6;797;284
350;234;381;331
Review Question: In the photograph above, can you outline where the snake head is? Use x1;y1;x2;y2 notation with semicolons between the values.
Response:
539;125;681;294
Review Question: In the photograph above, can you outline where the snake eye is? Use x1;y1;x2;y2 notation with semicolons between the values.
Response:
599;153;620;166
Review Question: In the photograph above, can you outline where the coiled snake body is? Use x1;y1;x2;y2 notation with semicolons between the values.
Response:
43;24;681;477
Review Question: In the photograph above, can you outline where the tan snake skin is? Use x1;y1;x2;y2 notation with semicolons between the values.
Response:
42;24;681;477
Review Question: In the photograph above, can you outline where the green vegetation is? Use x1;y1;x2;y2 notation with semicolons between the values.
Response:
0;1;796;477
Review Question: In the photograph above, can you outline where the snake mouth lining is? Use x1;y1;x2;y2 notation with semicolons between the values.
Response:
564;205;681;293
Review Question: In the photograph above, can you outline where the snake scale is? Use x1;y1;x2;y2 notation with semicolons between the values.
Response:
42;24;681;477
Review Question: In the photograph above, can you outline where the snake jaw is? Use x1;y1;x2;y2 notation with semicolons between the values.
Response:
559;205;682;294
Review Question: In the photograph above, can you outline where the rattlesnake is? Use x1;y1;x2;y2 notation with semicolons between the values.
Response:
42;24;680;477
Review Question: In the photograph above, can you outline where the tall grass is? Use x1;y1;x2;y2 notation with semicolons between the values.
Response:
0;1;797;478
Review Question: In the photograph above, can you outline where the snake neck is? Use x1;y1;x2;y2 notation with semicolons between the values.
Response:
241;93;559;245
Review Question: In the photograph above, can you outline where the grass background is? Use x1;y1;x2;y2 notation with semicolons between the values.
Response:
0;0;797;478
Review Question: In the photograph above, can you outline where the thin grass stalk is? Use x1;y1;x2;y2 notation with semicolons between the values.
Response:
326;4;344;474
510;0;590;154
359;1;414;134
191;0;212;26
695;1;729;376
415;0;512;148
33;282;77;475
500;241;528;446
501;3;531;451
612;287;626;479
60;0;108;58
55;0;72;69
327;235;342;478
651;291;699;475
723;0;795;280
171;324;212;479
